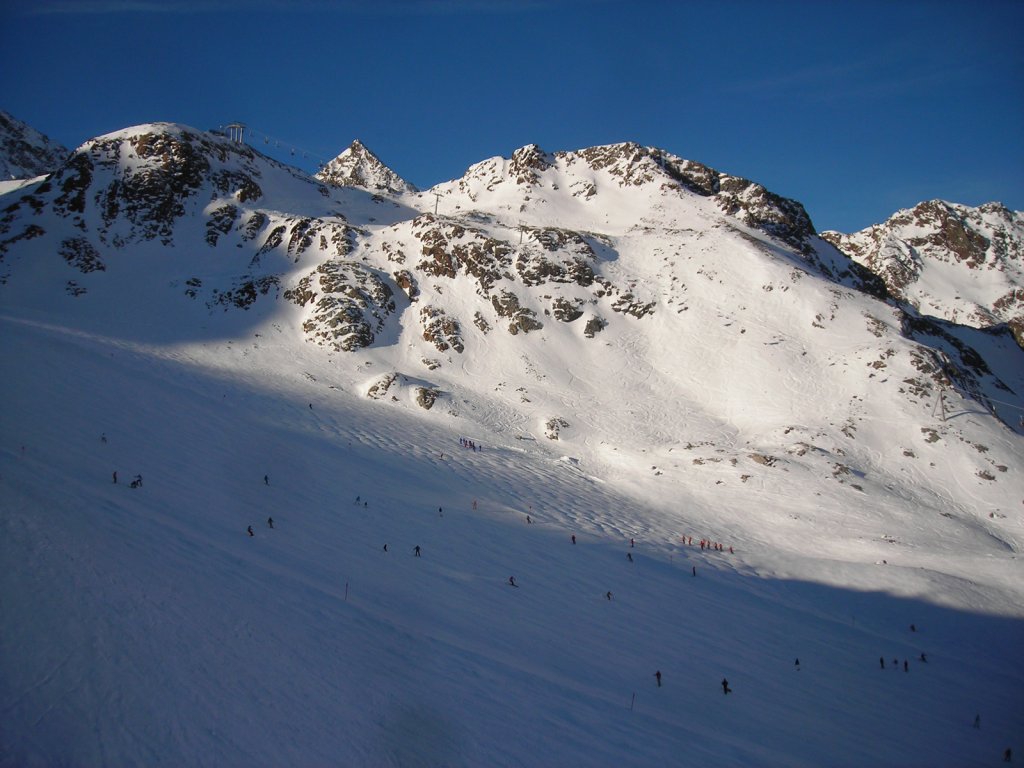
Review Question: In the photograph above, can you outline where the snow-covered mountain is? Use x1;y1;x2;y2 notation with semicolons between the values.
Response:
316;138;418;195
2;120;1022;767
823;201;1024;346
0;110;69;182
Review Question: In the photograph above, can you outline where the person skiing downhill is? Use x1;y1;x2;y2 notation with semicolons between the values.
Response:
414;545;421;557
247;526;254;537
267;517;274;529
654;670;662;687
722;678;731;694
508;576;518;588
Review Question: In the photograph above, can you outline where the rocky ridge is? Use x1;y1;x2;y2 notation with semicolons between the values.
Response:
0;110;69;181
823;200;1024;345
0;122;1021;441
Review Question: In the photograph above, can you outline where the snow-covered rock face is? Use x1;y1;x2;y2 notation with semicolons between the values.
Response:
316;139;417;195
1;121;1022;443
0;110;69;180
3;119;1024;768
823;201;1024;344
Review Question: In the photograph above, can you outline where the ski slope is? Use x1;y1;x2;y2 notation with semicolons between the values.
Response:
2;311;1021;768
1;124;1022;766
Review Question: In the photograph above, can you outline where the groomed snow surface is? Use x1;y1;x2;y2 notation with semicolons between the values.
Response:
1;313;1021;768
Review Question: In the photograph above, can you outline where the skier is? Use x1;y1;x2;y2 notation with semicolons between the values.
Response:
508;576;518;588
267;517;274;529
654;670;662;687
438;506;443;517
880;657;885;670
1004;747;1012;762
627;552;633;562
526;515;532;524
383;544;388;552
630;538;635;548
571;535;576;545
112;471;118;484
100;433;107;444
910;624;916;632
247;526;254;537
692;566;696;577
722;678;731;695
134;474;143;487
919;652;927;663
264;474;269;486
795;659;800;671
903;659;908;673
606;591;613;601
414;545;421;557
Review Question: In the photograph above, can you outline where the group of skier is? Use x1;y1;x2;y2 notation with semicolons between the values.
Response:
458;437;482;452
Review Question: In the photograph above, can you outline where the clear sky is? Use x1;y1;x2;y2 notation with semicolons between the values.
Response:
1;0;1021;233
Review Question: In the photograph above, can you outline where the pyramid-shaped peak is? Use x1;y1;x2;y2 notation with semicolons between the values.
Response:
316;139;416;195
507;143;555;185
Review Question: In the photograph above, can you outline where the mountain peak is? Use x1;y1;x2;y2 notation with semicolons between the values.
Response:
316;139;416;196
822;200;1024;344
0;110;69;180
508;143;554;184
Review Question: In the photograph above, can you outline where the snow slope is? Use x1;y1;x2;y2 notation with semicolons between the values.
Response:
0;110;69;181
1;124;1022;767
823;201;1024;345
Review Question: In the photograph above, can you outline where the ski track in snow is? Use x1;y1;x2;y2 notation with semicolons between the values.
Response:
2;314;1023;767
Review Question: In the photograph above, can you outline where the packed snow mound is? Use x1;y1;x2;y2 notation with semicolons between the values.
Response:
823;200;1024;345
316;138;417;196
0;110;69;180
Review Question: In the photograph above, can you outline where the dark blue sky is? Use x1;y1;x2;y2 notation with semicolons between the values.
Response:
2;0;1021;232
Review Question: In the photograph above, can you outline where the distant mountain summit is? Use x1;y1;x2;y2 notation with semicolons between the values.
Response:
316;139;416;195
0;110;69;180
1;120;1021;433
823;201;1024;344
448;141;820;255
